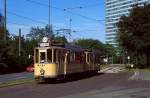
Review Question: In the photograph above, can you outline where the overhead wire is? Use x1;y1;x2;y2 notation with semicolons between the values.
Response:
7;21;30;27
0;8;47;25
64;3;101;10
1;0;104;40
26;0;105;23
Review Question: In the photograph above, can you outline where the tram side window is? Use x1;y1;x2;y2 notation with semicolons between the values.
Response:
57;50;61;63
91;54;94;63
47;49;52;63
58;49;65;63
70;52;74;63
75;52;81;63
88;53;91;63
81;53;86;63
54;49;58;63
35;49;39;63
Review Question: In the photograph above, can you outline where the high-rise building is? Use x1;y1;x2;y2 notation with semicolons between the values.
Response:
105;0;150;46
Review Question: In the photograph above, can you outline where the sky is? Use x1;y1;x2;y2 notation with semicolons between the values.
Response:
0;0;105;43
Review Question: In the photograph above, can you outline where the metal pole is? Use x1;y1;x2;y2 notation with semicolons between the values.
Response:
49;0;51;34
19;29;21;57
4;0;7;42
112;55;113;64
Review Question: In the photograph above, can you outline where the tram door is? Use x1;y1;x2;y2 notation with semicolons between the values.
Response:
55;49;66;75
86;52;92;71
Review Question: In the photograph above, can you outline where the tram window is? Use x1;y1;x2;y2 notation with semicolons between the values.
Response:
75;52;81;63
70;52;74;63
88;53;91;63
35;49;39;63
57;50;61;63
91;54;94;63
81;53;85;63
54;49;57;63
40;52;46;63
47;49;52;63
67;52;70;63
60;50;65;63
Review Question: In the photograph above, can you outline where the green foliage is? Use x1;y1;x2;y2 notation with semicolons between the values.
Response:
75;39;119;63
0;13;4;41
26;25;54;41
75;38;105;50
117;4;150;65
104;44;117;56
54;36;68;44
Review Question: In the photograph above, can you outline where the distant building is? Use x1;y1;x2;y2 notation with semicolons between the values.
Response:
105;0;150;46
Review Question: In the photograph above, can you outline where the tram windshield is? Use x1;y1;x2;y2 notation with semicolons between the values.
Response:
40;52;46;63
47;49;52;63
35;48;65;64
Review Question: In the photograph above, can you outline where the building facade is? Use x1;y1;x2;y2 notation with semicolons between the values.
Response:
105;0;150;46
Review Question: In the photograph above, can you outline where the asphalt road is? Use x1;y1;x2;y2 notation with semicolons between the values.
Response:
0;72;150;98
0;72;33;83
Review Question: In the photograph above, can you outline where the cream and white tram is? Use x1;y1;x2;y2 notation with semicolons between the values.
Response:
34;38;100;82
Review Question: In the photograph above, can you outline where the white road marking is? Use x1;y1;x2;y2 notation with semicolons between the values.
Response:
13;76;27;80
99;67;125;73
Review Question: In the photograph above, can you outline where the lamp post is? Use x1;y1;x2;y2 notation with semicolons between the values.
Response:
18;29;21;57
127;56;130;64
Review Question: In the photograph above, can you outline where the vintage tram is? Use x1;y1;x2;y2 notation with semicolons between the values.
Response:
34;38;101;82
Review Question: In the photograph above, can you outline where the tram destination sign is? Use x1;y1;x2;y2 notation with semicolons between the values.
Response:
39;42;49;47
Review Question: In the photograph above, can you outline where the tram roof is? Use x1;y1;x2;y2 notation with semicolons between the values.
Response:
65;44;84;52
35;46;66;50
35;44;84;52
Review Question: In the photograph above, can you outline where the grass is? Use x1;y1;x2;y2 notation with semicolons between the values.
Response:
136;68;150;72
0;79;35;88
125;65;150;72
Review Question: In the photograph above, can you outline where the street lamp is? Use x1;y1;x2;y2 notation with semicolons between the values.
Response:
127;56;130;64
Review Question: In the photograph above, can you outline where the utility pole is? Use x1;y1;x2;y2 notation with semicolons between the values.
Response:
4;0;7;42
48;0;51;38
19;29;21;57
49;0;50;27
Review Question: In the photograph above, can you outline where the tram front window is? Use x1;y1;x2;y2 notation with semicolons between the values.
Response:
40;52;46;63
47;49;52;63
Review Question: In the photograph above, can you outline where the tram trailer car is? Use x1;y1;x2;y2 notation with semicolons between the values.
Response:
34;44;100;83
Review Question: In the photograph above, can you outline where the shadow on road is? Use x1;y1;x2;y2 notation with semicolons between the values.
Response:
40;72;104;84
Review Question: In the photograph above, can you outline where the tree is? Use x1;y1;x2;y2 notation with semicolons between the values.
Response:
75;38;105;54
0;13;5;40
117;4;150;65
26;25;54;41
54;36;68;44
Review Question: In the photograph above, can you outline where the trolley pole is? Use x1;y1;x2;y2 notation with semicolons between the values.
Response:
19;29;21;57
69;18;72;42
4;0;7;42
